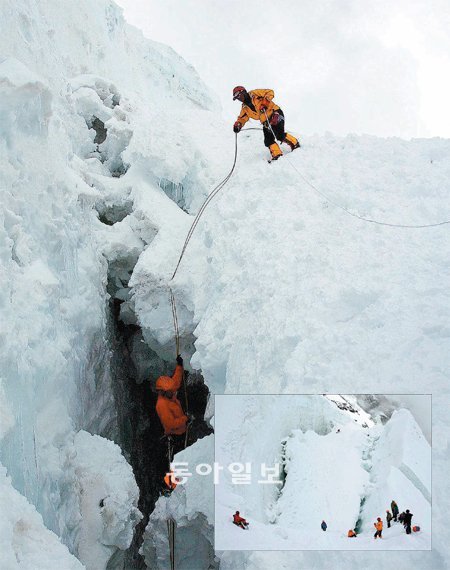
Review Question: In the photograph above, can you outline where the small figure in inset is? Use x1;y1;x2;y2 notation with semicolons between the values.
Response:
374;517;383;539
391;500;399;522
404;509;413;534
233;511;249;530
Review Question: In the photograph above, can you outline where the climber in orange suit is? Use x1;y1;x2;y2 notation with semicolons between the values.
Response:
155;355;188;436
232;86;300;161
164;470;181;491
233;511;249;530
374;517;383;539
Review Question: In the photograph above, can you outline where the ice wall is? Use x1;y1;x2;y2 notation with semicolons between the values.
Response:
0;0;222;567
141;435;217;569
276;427;369;532
214;396;371;551
0;52;109;547
0;389;84;569
360;409;431;533
73;431;142;569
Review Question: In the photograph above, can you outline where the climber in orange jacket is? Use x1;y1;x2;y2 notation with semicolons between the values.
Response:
233;511;249;530
164;470;181;492
373;517;383;539
232;86;300;161
155;355;188;436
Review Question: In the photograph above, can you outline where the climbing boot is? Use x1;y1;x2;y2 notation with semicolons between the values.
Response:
284;133;300;151
269;143;283;161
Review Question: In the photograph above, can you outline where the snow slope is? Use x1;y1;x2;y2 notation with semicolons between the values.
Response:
134;132;450;394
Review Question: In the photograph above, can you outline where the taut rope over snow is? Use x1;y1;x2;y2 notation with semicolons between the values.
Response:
286;158;450;229
262;110;450;229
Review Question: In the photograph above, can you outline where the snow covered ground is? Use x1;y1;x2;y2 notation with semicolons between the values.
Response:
1;1;449;569
214;395;431;551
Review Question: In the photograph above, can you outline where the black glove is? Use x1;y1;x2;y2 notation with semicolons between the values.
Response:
176;355;183;366
233;121;242;133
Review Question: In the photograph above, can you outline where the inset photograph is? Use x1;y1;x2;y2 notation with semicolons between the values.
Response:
214;394;431;551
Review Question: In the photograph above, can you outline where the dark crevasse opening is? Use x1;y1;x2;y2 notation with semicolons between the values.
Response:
96;200;133;226
354;497;366;534
90;116;108;145
85;115;130;178
104;260;213;569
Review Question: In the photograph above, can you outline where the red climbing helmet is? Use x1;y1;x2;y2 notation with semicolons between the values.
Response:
233;86;246;100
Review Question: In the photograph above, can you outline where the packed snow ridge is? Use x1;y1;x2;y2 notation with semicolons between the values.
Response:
1;1;449;569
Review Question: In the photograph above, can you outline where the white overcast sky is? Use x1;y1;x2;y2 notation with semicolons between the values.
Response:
116;0;450;139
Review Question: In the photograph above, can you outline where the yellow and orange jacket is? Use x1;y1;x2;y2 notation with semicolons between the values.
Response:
375;520;383;531
235;89;280;127
155;365;188;435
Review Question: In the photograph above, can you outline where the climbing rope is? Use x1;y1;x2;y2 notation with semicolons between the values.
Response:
168;287;180;355
286;157;450;228
166;518;176;570
184;422;190;449
162;135;241;565
262;109;450;229
168;127;258;358
166;132;241;460
168;285;190;450
167;435;173;464
183;370;190;448
171;133;239;281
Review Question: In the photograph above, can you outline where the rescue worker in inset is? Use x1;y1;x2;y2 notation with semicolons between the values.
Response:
347;529;357;537
232;86;300;161
403;509;413;535
155;355;188;436
233;511;249;530
391;499;399;521
386;509;393;528
374;517;383;539
321;520;327;531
